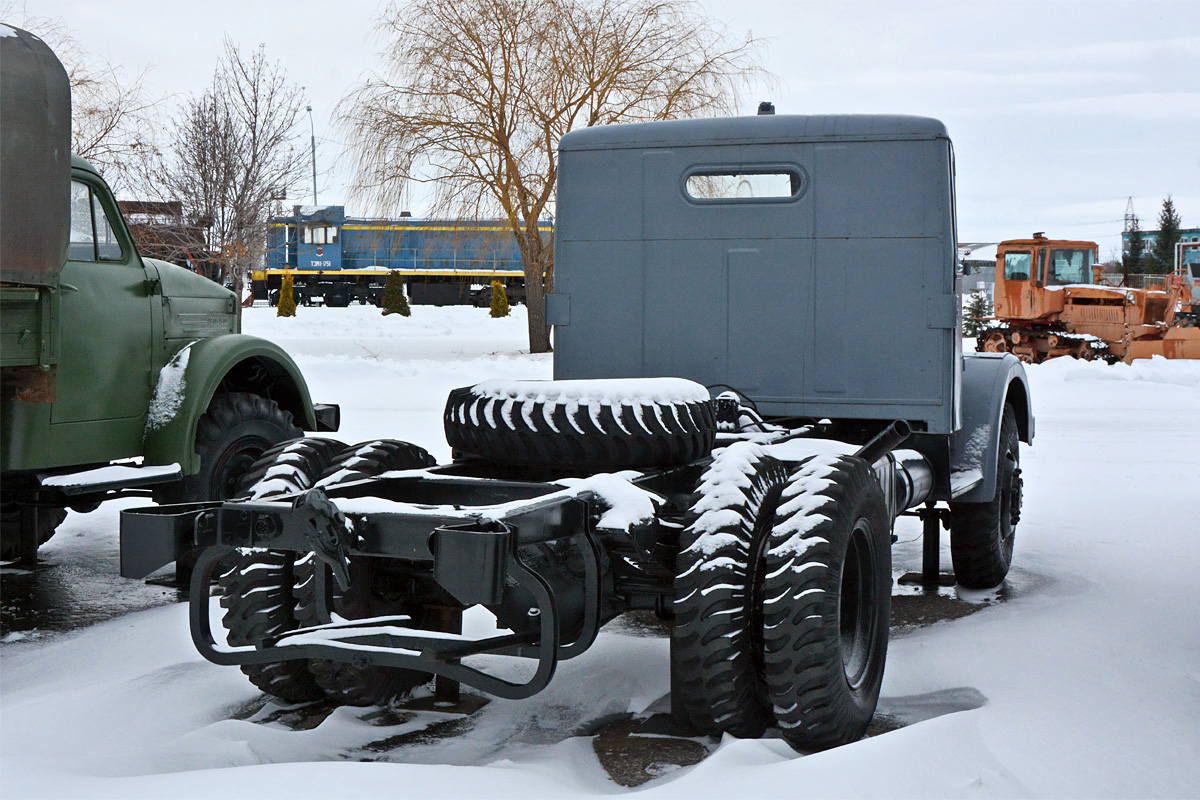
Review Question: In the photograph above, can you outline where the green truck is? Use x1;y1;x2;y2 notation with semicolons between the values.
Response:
0;26;337;566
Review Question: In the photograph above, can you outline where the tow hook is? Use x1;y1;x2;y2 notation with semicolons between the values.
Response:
290;488;352;591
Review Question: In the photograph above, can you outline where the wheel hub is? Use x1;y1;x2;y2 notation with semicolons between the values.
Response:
1008;467;1023;527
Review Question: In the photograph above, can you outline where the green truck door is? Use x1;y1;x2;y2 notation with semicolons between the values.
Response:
51;180;153;429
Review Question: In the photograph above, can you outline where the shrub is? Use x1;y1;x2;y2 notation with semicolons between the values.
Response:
489;280;509;318
277;272;297;317
963;290;992;338
381;270;411;316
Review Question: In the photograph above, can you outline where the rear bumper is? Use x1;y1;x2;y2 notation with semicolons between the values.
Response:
119;477;605;699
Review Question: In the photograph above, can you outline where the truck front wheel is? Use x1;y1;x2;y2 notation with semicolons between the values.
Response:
949;403;1021;589
158;392;302;504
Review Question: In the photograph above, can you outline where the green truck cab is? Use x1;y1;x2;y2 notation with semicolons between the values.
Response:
1;26;337;564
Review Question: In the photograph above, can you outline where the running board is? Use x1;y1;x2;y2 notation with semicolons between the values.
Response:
39;463;182;495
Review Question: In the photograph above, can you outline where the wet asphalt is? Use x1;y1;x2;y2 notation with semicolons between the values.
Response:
1;561;184;639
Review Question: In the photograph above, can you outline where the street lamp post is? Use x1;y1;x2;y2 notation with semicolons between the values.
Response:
306;105;318;205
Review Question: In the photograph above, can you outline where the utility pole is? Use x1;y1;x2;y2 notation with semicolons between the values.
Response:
1123;197;1137;286
306;105;318;205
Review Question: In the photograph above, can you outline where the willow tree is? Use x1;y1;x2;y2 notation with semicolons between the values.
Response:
339;0;762;353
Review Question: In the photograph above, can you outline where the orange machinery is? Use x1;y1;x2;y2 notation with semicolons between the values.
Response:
977;233;1200;363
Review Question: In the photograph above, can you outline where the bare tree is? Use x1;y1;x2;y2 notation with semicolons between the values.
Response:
2;7;160;192
340;0;763;353
154;40;307;308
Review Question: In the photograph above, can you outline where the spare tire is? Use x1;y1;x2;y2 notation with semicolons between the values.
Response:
443;378;715;469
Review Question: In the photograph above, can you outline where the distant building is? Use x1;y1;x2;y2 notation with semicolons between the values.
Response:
117;200;214;273
1121;227;1200;269
959;243;998;301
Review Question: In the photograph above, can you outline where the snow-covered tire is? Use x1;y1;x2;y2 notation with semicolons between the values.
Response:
443;379;715;470
949;404;1021;589
296;439;439;706
296;555;436;707
217;437;346;703
235;437;349;499
316;439;437;487
0;504;67;561
671;443;790;738
761;455;890;752
157;392;302;504
219;551;325;703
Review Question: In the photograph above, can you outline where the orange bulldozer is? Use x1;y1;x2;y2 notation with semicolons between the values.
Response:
975;233;1200;363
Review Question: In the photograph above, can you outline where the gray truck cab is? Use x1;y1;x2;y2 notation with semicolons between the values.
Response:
552;114;1031;501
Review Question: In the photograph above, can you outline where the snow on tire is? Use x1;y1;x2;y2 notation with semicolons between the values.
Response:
316;439;437;487
296;439;440;706
671;442;790;738
443;378;715;469
761;454;890;752
236;437;349;499
218;436;347;703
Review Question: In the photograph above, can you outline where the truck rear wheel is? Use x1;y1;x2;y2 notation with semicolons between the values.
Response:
443;379;715;470
0;503;67;562
298;440;441;706
219;551;325;703
671;444;789;737
217;436;348;702
761;455;890;751
949;404;1021;589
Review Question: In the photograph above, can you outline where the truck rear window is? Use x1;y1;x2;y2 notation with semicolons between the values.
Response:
685;169;803;202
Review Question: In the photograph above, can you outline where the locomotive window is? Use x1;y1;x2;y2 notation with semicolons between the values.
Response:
685;169;802;202
303;225;339;245
1003;251;1031;281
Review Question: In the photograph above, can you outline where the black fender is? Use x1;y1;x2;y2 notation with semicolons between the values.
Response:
951;353;1034;503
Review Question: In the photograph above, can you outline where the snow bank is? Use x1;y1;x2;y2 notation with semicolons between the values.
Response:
1037;353;1200;387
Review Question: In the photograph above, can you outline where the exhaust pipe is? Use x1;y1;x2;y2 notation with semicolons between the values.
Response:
854;420;911;465
891;450;935;511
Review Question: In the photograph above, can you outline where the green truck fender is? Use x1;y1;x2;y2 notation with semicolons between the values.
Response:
142;334;328;475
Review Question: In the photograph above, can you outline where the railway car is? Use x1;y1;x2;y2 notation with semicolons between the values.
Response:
254;205;550;307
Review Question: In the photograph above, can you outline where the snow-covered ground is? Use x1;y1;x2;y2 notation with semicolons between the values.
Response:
3;305;1199;799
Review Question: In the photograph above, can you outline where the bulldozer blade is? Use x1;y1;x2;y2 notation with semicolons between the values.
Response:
1127;327;1200;361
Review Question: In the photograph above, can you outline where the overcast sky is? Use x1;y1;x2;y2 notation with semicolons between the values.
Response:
15;0;1200;257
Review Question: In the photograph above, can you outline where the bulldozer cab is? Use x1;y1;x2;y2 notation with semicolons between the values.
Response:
994;235;1099;321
